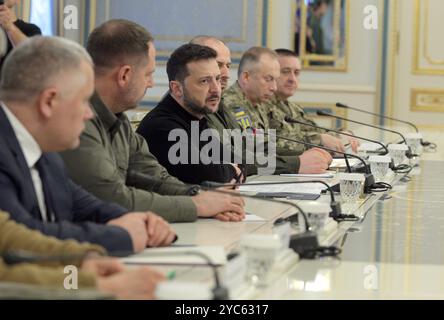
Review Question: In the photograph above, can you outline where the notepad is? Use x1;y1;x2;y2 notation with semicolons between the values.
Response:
280;172;335;178
358;142;383;151
120;246;227;266
244;213;266;222
329;158;361;169
255;192;320;200
239;182;327;195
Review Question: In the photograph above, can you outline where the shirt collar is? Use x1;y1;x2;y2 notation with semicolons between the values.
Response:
1;103;42;169
90;92;124;139
231;81;257;109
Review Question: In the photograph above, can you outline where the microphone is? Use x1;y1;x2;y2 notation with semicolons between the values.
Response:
202;180;344;221
128;170;310;232
316;111;415;158
248;128;376;194
127;171;337;259
2;249;229;300
284;116;389;155
336;102;435;148
123;250;229;300
336;102;419;132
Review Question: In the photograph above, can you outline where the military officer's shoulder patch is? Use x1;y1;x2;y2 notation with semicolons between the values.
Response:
233;106;253;130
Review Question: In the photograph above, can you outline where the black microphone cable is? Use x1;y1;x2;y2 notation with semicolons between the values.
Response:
336;102;437;151
129;171;342;260
251;127;389;196
422;141;438;152
2;249;230;300
272;215;342;259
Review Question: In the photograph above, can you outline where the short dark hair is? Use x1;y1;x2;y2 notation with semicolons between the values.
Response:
166;43;217;83
275;48;298;58
86;19;153;71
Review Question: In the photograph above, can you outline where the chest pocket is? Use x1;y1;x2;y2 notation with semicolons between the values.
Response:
233;107;253;130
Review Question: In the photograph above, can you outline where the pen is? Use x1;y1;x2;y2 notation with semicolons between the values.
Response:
167;271;176;280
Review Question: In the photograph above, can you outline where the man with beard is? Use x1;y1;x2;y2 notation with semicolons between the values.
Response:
189;36;304;176
60;20;245;223
137;44;244;187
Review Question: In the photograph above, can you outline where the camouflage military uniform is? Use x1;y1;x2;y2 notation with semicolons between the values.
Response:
221;82;303;174
223;82;306;154
206;100;302;175
263;96;324;152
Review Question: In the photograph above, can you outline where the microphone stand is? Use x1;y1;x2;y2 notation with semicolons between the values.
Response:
336;102;436;149
284;116;389;155
336;102;419;132
127;171;337;259
316;111;415;158
2;249;229;300
254;129;376;194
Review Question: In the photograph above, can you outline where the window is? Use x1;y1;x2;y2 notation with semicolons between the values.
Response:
30;0;54;36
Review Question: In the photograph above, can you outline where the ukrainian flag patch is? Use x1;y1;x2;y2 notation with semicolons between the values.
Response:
234;107;252;129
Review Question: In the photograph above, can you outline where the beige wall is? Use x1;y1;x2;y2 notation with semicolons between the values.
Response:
148;0;385;131
30;0;440;128
388;0;444;126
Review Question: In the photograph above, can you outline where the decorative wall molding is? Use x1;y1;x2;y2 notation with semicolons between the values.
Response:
88;0;268;63
412;0;444;75
411;89;444;113
296;102;348;129
298;84;376;94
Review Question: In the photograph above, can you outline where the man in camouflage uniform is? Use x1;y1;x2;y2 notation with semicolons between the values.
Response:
223;46;332;174
190;36;301;176
266;48;359;153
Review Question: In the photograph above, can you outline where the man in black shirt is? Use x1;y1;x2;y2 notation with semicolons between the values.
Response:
137;44;243;185
0;1;41;69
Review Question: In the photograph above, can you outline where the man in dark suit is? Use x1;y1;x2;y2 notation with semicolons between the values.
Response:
0;36;176;254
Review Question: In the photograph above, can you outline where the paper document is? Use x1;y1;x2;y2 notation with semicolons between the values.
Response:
121;246;227;266
329;158;361;169
239;181;327;195
359;142;383;151
280;171;335;178
244;213;266;222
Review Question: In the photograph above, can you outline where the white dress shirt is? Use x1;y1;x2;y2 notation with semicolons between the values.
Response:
1;103;49;222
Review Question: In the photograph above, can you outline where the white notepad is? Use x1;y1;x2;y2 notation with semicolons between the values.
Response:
120;246;227;266
244;213;266;222
239;181;327;195
329;158;361;169
280;172;335;178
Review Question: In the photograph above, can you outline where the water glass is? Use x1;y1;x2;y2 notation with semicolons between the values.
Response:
240;234;281;287
405;133;423;156
338;173;365;203
388;144;409;166
368;155;391;181
299;201;331;232
272;221;291;252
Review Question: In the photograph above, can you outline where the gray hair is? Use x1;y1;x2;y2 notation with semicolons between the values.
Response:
0;36;93;103
237;46;277;78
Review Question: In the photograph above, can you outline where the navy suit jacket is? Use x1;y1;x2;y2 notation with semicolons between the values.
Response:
0;107;133;253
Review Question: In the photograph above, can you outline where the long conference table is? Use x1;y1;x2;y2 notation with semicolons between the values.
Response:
155;125;444;300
